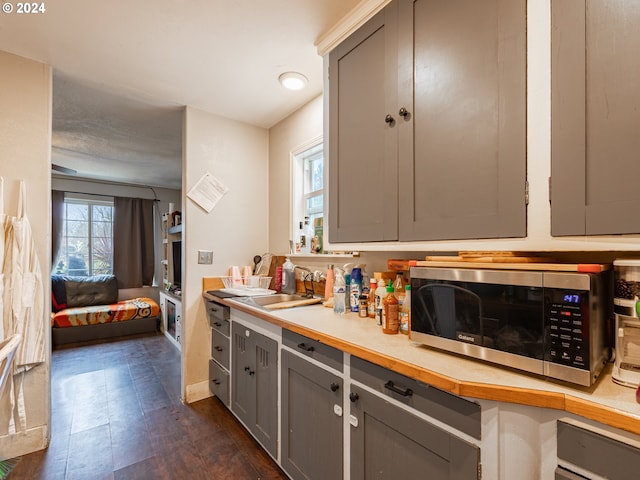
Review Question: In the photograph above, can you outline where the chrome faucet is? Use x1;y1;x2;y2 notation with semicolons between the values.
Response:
294;265;317;297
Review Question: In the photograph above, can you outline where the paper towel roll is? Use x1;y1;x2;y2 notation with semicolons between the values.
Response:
168;202;175;214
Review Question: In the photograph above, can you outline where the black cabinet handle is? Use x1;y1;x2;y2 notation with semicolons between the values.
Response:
349;392;359;403
248;370;255;376
212;379;221;385
214;346;223;352
399;107;409;117
330;382;340;392
244;366;251;372
384;380;413;397
214;321;222;327
297;342;314;352
384;114;394;124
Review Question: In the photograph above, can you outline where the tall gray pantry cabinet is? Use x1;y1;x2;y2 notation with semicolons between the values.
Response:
329;0;527;243
551;0;640;236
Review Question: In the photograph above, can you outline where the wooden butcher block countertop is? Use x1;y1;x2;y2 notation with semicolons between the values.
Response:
202;288;640;437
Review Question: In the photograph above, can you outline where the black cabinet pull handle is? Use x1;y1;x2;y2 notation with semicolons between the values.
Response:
384;114;394;124
244;366;251;372
249;370;255;376
297;342;314;352
398;107;409;117
212;379;221;385
384;380;413;397
214;321;222;327
330;382;340;392
349;392;359;403
214;346;223;352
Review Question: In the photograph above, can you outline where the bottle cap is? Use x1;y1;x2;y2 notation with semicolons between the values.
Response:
405;284;411;290
386;284;394;292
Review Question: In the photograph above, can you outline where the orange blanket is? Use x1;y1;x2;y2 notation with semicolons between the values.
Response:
52;297;160;328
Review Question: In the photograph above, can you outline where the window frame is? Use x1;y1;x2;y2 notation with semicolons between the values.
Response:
57;193;114;277
291;136;324;245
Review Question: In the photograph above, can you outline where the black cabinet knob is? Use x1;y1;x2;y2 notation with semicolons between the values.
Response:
249;370;255;376
399;107;409;117
384;114;394;124
349;392;359;403
244;366;250;372
330;382;340;392
214;346;223;352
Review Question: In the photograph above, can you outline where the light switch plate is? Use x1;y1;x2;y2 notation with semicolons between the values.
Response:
198;250;213;264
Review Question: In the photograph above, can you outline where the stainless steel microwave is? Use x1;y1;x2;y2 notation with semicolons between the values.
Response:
410;267;612;386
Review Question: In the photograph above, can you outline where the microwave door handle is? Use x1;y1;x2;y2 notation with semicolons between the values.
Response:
416;286;439;335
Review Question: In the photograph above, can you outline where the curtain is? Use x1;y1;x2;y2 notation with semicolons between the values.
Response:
113;197;154;288
51;190;64;270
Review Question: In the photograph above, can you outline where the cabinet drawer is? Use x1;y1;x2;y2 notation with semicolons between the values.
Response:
211;327;230;370
557;421;640;480
350;356;481;440
206;301;230;335
209;359;230;407
282;329;343;372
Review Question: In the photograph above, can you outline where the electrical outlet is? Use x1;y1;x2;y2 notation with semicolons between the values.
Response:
198;250;213;264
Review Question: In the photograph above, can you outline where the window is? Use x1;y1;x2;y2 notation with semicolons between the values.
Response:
292;140;324;251
55;194;114;276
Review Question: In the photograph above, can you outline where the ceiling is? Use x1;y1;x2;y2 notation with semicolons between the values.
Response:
0;0;361;189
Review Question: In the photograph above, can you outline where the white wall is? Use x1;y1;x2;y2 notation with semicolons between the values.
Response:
182;106;269;402
0;51;51;458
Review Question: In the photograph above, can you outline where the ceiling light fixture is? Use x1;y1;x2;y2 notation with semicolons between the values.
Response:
279;72;308;91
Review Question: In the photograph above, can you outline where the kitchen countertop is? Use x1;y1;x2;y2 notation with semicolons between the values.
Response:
202;290;640;436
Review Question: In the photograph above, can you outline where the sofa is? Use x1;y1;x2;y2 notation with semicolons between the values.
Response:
51;275;160;345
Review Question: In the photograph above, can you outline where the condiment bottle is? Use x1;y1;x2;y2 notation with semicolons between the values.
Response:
399;284;411;335
368;278;377;318
382;283;399;334
358;294;368;318
374;279;387;326
393;274;405;304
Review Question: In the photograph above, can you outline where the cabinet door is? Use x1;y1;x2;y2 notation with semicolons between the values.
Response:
397;0;527;240
350;385;479;480
281;350;343;480
231;323;254;429
252;331;278;457
551;0;640;235
328;2;399;243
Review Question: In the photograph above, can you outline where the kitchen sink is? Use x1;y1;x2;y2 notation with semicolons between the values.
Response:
236;293;318;309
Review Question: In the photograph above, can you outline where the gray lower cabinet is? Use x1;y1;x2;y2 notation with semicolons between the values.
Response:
329;0;527;243
556;421;640;480
231;322;278;457
551;0;640;235
350;356;480;479
206;300;230;406
281;349;343;480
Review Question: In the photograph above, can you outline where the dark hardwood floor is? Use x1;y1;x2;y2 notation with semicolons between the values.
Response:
9;332;288;479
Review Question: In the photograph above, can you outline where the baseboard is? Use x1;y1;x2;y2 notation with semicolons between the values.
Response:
0;424;48;460
184;380;211;404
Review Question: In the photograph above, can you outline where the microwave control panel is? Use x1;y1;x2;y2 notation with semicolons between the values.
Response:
545;289;590;370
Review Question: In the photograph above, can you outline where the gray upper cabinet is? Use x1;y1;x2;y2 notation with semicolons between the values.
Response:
328;4;399;242
329;0;527;243
551;0;640;235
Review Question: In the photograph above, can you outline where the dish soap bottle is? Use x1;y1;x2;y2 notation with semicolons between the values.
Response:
324;264;335;301
333;268;346;315
281;257;296;294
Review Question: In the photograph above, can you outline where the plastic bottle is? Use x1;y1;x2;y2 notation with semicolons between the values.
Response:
295;221;304;254
361;266;370;296
393;274;405;305
350;267;362;313
324;264;335;301
367;278;377;318
281;257;296;294
382;283;399;334
275;266;283;292
304;216;315;254
374;279;387;326
399;285;411;335
333;268;346;315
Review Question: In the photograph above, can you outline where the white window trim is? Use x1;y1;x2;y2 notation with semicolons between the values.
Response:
290;135;323;244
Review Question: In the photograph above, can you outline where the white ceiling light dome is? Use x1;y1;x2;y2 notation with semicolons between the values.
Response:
279;72;308;91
